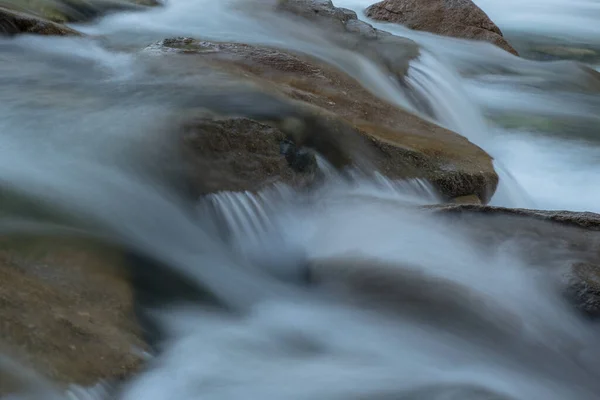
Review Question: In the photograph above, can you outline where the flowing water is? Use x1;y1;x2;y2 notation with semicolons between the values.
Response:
2;0;600;399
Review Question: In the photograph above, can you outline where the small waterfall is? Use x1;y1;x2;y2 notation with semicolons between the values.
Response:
406;50;492;143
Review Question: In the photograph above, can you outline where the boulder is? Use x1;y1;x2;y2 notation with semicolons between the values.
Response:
0;7;80;36
0;238;146;390
180;115;319;195
365;0;519;55
148;37;498;202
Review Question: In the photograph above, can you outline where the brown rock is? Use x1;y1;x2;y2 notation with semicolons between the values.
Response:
151;38;498;202
181;116;318;195
365;0;519;55
0;7;80;36
452;194;482;204
0;238;146;389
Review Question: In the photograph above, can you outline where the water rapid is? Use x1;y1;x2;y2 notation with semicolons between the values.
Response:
2;0;600;399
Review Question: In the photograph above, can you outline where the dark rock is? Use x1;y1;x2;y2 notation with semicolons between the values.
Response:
429;204;600;317
0;7;80;36
280;139;317;173
338;7;358;22
345;19;378;39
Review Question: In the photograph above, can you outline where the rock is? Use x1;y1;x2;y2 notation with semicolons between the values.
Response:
365;0;519;55
150;37;498;202
430;205;600;230
277;0;396;42
277;0;355;27
308;204;600;318
180;116;319;195
344;19;378;39
309;254;523;341
276;0;422;78
0;7;80;36
1;0;160;24
429;205;600;317
452;194;482;204
0;238;145;388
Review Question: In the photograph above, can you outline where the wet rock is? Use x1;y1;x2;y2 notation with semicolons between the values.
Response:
530;46;600;63
430;205;600;230
345;18;378;39
0;239;146;388
452;194;482;205
180;116;319;195
568;262;600;319
151;38;498;202
429;205;600;317
365;0;519;55
280;139;317;173
509;36;600;64
275;0;422;78
310;254;524;343
2;0;160;24
277;0;402;43
0;6;80;36
277;0;355;27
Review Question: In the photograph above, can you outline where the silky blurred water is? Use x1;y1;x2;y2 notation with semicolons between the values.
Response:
1;0;600;399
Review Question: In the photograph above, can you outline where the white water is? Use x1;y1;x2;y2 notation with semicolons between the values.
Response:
2;0;600;399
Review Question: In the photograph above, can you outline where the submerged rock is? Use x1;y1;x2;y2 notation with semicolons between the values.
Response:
430;205;600;317
365;0;519;55
0;6;80;36
150;37;498;202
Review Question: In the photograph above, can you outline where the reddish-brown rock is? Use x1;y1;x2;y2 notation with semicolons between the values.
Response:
365;0;518;55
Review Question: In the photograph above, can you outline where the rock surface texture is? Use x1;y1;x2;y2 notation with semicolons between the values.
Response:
0;6;80;35
365;0;519;55
151;37;498;202
0;240;145;389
